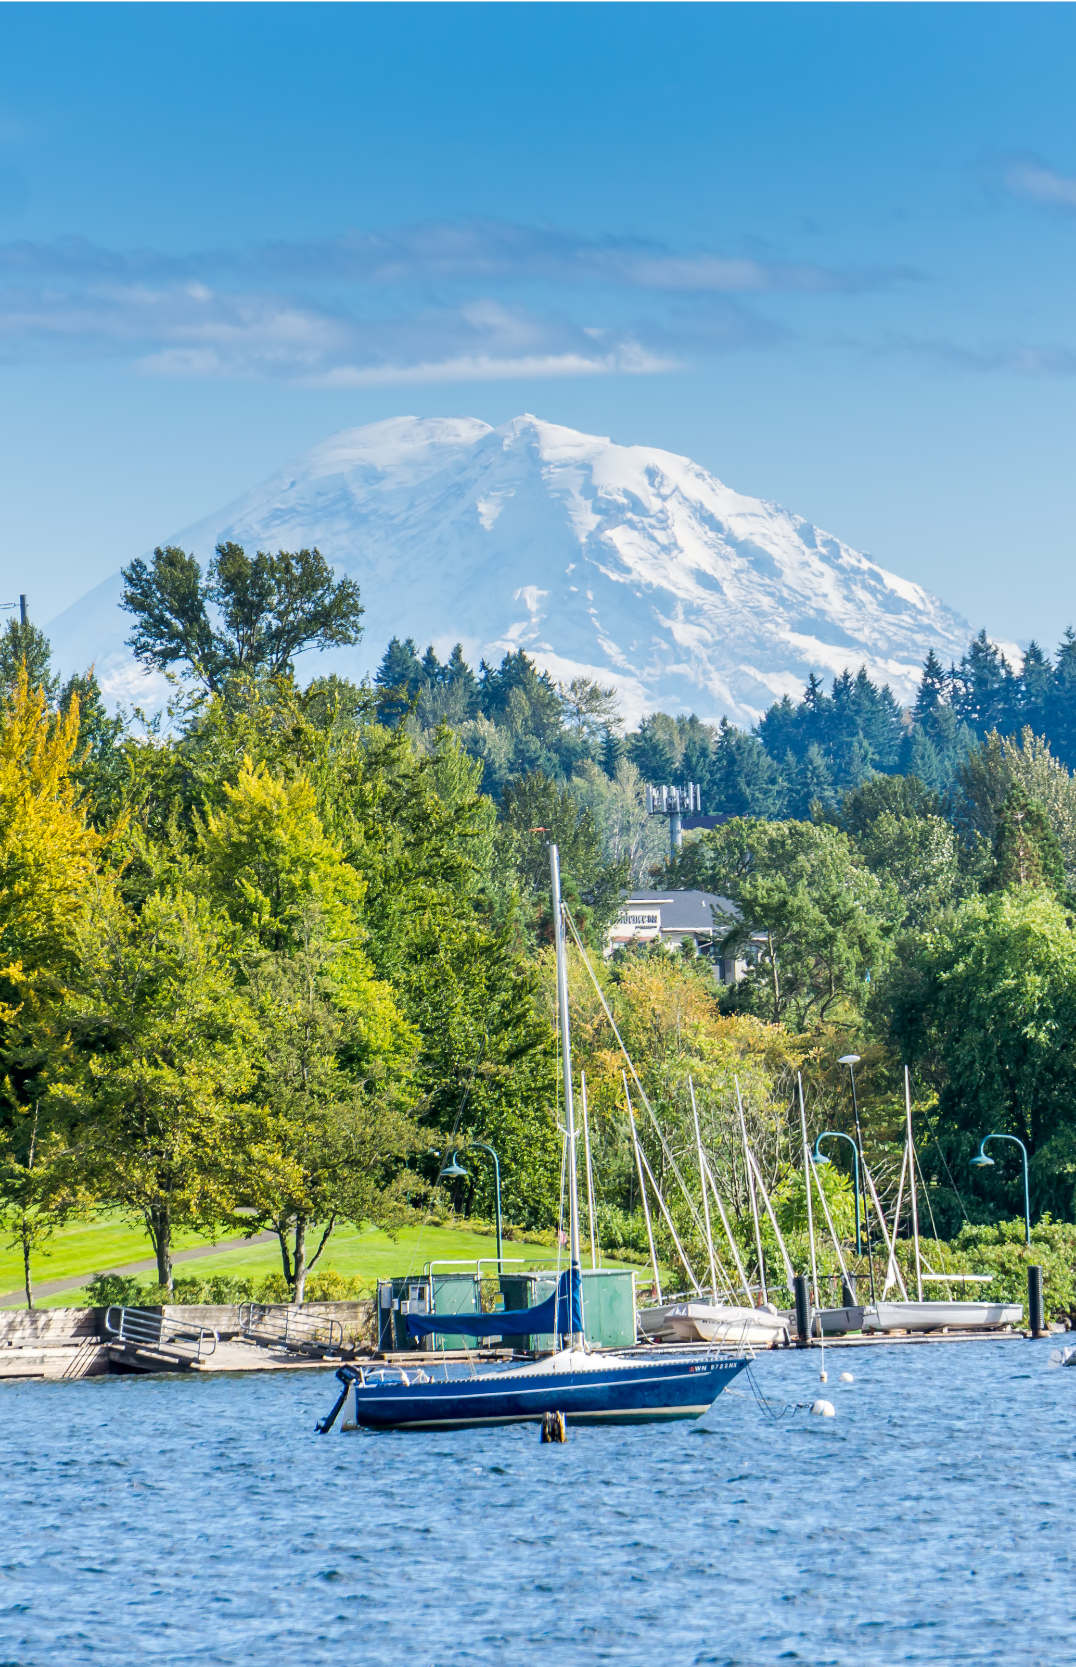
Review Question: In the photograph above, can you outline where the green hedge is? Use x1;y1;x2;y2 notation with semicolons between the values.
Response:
84;1268;370;1307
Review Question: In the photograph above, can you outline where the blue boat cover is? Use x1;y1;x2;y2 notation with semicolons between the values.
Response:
404;1268;583;1342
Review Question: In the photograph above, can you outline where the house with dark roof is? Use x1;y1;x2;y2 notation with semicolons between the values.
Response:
606;889;767;985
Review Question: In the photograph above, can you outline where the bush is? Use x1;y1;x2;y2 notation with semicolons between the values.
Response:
85;1273;148;1306
84;1267;370;1307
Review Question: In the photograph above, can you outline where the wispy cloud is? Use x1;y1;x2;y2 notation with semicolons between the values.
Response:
0;283;696;384
0;218;911;295
0;216;896;384
997;155;1076;211
895;334;1076;377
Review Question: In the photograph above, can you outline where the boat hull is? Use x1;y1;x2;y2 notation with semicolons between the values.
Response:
776;1304;865;1337
342;1353;748;1431
863;1300;1023;1332
666;1304;790;1347
636;1304;683;1342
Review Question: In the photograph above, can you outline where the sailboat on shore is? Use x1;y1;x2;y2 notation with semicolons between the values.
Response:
860;1069;1022;1334
316;843;750;1433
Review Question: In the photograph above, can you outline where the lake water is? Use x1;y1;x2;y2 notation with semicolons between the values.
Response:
2;1338;1072;1665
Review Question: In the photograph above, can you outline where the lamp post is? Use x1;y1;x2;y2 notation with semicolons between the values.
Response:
813;1131;862;1256
440;1142;504;1272
970;1134;1031;1246
838;1053;875;1304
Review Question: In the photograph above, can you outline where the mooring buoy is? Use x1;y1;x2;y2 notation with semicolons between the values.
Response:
810;1399;836;1418
839;1371;854;1383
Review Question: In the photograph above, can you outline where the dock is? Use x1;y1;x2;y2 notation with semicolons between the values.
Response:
0;1303;1061;1382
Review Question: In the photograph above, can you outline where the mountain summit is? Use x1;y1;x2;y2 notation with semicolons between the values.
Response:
48;414;969;725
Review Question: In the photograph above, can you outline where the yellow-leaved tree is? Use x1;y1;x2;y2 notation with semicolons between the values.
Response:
200;757;417;1299
0;665;106;1305
0;666;102;1012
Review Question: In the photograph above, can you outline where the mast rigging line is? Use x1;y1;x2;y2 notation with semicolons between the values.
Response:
807;1145;849;1280
625;1074;663;1306
626;1082;704;1296
562;903;710;1243
699;1149;754;1304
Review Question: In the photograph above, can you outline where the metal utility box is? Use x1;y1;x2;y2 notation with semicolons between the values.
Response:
376;1273;481;1352
498;1268;636;1352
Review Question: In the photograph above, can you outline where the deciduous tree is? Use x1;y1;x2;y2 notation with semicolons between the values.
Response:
121;542;363;693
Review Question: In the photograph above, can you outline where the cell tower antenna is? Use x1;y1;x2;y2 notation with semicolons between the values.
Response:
645;781;701;860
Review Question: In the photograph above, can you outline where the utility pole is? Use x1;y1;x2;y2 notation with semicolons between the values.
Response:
645;782;701;861
19;595;27;628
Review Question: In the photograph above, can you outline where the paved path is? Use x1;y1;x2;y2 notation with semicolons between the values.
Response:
0;1231;278;1306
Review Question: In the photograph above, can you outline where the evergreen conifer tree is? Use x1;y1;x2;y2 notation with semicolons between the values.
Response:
0;616;57;702
913;649;949;721
375;636;424;722
1047;628;1076;768
601;725;626;779
756;694;799;765
1019;641;1052;737
989;784;1067;894
711;718;784;816
444;644;479;716
952;630;1020;738
901;725;946;792
786;743;837;818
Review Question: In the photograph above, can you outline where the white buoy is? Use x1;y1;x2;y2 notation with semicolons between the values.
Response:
819;1370;828;1383
810;1398;836;1418
839;1371;854;1383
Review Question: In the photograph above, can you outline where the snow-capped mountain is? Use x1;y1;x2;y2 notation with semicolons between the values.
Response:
47;414;970;727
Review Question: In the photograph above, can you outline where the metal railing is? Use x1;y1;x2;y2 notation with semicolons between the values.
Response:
103;1307;217;1362
237;1303;344;1355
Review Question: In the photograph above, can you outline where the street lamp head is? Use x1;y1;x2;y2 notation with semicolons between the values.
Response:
439;1155;469;1180
969;1154;995;1169
837;1054;861;1067
812;1151;832;1167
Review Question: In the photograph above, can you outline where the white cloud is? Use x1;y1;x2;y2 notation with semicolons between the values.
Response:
1001;158;1076;210
0;215;899;384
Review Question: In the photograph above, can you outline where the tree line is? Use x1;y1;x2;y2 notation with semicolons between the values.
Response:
2;540;1074;1312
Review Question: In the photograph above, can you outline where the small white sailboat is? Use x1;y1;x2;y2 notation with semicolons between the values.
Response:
862;1070;1022;1334
862;1298;1023;1333
666;1302;790;1347
634;1076;791;1344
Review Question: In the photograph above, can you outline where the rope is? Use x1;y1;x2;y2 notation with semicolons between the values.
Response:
922;1105;972;1226
734;1361;813;1422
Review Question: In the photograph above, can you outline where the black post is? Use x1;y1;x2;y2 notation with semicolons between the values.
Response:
840;1274;856;1310
794;1273;811;1347
18;594;26;628
1028;1265;1045;1338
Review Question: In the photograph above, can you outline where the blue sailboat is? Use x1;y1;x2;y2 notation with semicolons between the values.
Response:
318;843;750;1434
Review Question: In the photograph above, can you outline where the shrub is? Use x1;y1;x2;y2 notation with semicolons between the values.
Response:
85;1273;147;1306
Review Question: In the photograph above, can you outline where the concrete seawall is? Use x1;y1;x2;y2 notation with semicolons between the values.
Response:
0;1301;378;1379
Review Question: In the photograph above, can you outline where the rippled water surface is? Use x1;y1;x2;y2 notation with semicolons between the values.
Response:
2;1339;1073;1665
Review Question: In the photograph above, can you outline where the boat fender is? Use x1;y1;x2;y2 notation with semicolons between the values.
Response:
809;1399;836;1418
541;1410;567;1443
839;1371;854;1383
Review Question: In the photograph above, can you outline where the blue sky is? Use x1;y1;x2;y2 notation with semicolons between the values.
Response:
2;3;1076;654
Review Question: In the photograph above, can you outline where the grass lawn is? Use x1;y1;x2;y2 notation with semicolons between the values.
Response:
0;1214;648;1308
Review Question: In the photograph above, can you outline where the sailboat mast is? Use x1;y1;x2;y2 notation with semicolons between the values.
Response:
735;1076;768;1307
690;1078;718;1300
905;1065;923;1303
798;1073;820;1323
549;843;583;1345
